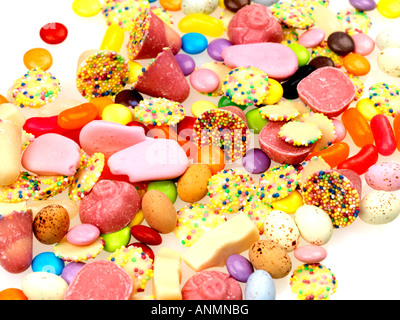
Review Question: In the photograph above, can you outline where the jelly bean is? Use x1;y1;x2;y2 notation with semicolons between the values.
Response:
181;32;208;54
393;113;400;151
147;180;178;203
178;14;224;37
128;209;145;228
89;97;114;115
306;142;350;168
72;0;101;17
131;225;162;246
272;190;303;215
352;33;375;56
263;79;283;105
160;0;182;11
207;38;233;61
58;102;98;130
341;108;374;148
40;22;68;45
287;43;310;67
356;98;379;121
224;0;250;12
0;288;28;300
343;53;371;76
23;115;66;137
194;144;226;175
337;144;379;175
218;96;247;111
242;148;271;174
245;108;268;134
190;69;220;94
101;103;133;125
327;31;355;56
127;242;155;261
175;54;196;76
100;25;124;52
0;95;8;104
101;226;131;253
115;89;143;108
377;0;400;18
191;100;217;118
23;48;53;71
370;114;396;156
32;252;65;275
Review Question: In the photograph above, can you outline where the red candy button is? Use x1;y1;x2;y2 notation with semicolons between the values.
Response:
131;225;162;246
40;22;68;45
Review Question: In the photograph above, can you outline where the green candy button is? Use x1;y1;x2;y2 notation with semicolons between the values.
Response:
147;180;177;203
246;108;268;134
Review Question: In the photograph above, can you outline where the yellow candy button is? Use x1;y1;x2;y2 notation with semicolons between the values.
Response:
191;100;217;118
102;103;133;125
271;190;303;214
356;98;380;121
100;25;125;53
72;0;101;17
178;14;224;38
263;79;283;105
128;61;143;84
377;0;400;18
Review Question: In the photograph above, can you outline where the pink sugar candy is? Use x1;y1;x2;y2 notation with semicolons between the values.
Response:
190;68;220;94
66;224;100;246
298;28;325;48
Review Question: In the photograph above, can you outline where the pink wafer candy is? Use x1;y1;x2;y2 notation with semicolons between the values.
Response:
21;133;81;176
79;120;146;159
107;138;188;183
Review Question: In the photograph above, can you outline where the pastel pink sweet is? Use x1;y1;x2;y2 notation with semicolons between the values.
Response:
352;33;375;56
331;119;347;142
79;180;141;234
227;3;283;45
21;133;81;176
190;69;220;94
298;28;325;48
294;245;328;264
222;43;298;81
66;224;101;246
107;138;188;183
79;120;146;159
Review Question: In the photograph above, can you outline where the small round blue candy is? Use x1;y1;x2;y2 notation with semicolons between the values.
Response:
245;270;276;300
175;54;196;76
31;252;65;275
207;38;232;61
226;254;254;282
181;33;208;55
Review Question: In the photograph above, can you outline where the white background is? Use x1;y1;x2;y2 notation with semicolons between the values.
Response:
1;0;400;300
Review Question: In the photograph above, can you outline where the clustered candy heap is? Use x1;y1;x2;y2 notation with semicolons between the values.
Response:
0;0;400;302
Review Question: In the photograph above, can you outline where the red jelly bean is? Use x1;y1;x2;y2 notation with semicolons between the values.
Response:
337;144;379;175
58;102;98;130
23;115;66;137
131;225;162;246
393;113;400;151
127;242;155;261
370;114;396;156
40;22;68;45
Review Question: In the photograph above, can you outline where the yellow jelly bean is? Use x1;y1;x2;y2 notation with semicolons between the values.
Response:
356;98;380;121
72;0;101;17
191;100;217;118
271;190;303;215
219;0;225;8
178;14;224;38
377;0;400;18
128;209;144;228
263;79;283;105
100;25;125;52
102;103;133;125
127;61;143;84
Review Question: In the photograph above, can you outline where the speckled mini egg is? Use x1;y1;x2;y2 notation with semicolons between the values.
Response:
263;210;300;252
33;204;70;245
359;190;400;225
365;162;400;191
181;0;219;15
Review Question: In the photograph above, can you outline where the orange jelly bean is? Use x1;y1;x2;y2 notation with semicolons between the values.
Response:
89;97;114;116
341;107;374;148
306;142;350;168
159;0;182;11
393;112;400;151
0;94;8;104
0;288;28;300
342;53;371;76
23;48;53;71
57;102;98;130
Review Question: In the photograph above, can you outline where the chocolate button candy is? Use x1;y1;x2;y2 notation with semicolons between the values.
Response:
224;0;251;12
281;65;316;100
308;56;335;69
327;31;355;56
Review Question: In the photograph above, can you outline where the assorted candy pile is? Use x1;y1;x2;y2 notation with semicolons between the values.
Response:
1;0;400;301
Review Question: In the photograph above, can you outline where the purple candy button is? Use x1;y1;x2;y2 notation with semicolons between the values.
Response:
226;254;254;283
207;38;233;61
61;262;85;285
349;0;376;11
175;54;196;76
242;148;271;174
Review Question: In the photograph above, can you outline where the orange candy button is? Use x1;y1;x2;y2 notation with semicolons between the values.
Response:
159;0;182;11
0;288;28;300
23;48;53;71
343;53;371;76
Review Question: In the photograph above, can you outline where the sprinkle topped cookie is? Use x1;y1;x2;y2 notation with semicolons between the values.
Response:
279;121;323;147
221;66;270;107
242;200;273;235
259;104;300;121
134;97;185;126
7;68;61;108
102;0;150;30
54;236;105;262
281;26;299;45
76;50;129;100
271;1;315;30
256;164;299;203
337;9;372;36
174;203;227;247
369;82;400;116
300;112;336;152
